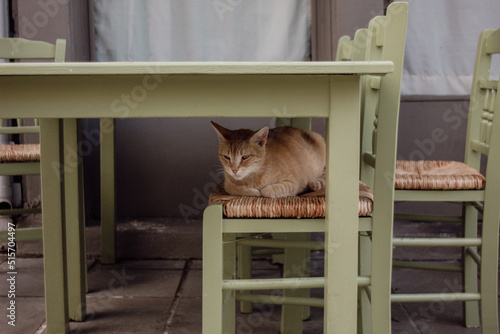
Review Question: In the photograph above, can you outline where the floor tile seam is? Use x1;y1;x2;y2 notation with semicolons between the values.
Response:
85;295;178;299
90;268;187;271
0;294;44;298
33;320;46;334
163;259;193;334
395;302;424;334
85;257;99;273
392;259;462;263
110;257;202;261
0;270;44;273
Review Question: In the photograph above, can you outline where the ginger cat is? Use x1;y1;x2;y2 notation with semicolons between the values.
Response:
211;121;326;198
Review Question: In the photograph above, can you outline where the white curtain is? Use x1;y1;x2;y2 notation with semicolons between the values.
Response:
93;0;311;62
402;0;500;96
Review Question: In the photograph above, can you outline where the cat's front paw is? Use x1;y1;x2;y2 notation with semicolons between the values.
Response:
260;185;293;198
244;187;262;197
228;187;261;197
225;181;261;197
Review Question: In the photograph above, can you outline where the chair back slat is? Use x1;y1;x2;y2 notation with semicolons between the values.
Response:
336;29;369;62
375;21;385;47
352;29;369;62
0;116;40;135
465;29;500;167
479;79;499;90
363;17;387;161
336;35;354;61
0;38;66;139
0;126;40;135
0;38;66;60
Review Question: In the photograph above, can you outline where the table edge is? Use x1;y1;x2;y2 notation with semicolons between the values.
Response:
0;61;393;76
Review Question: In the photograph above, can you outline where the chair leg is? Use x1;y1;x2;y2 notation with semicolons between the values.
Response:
203;204;225;334
280;233;309;334
479;198;500;333
237;233;253;313
371;210;393;334
223;233;236;334
463;204;480;327
358;233;372;334
300;233;311;321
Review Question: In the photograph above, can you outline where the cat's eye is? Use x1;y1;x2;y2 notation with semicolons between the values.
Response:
241;155;249;160
223;155;231;160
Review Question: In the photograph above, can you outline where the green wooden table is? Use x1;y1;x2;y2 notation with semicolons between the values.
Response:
0;61;392;333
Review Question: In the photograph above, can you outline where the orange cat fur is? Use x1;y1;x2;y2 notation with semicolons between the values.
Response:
211;121;326;198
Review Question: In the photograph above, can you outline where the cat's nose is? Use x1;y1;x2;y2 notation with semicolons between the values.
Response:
232;168;238;174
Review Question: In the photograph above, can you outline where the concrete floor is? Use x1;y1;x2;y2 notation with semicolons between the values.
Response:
0;217;498;333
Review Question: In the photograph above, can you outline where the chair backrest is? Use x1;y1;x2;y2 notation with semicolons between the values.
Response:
0;38;66;62
359;2;408;195
464;28;500;171
0;38;66;137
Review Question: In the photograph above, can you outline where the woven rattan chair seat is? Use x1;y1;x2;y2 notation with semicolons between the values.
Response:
0;144;40;163
208;181;373;218
395;160;485;190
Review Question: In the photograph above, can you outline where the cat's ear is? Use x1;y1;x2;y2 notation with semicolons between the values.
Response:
251;126;269;147
211;121;230;142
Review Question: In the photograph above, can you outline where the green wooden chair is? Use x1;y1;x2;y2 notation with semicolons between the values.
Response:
0;38;88;323
0;38;66;242
202;2;408;333
234;25;371;318
387;28;500;332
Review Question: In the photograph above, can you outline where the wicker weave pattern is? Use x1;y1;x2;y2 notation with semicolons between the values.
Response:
395;160;485;190
0;144;40;163
208;181;373;218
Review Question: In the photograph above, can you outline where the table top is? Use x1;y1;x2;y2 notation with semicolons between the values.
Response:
0;61;393;76
0;61;393;119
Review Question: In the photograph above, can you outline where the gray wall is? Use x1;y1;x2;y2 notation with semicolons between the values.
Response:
84;117;276;222
398;98;469;162
396;97;470;216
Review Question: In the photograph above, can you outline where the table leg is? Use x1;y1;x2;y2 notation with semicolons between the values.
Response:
100;118;116;264
324;76;361;333
63;119;87;321
40;118;69;333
